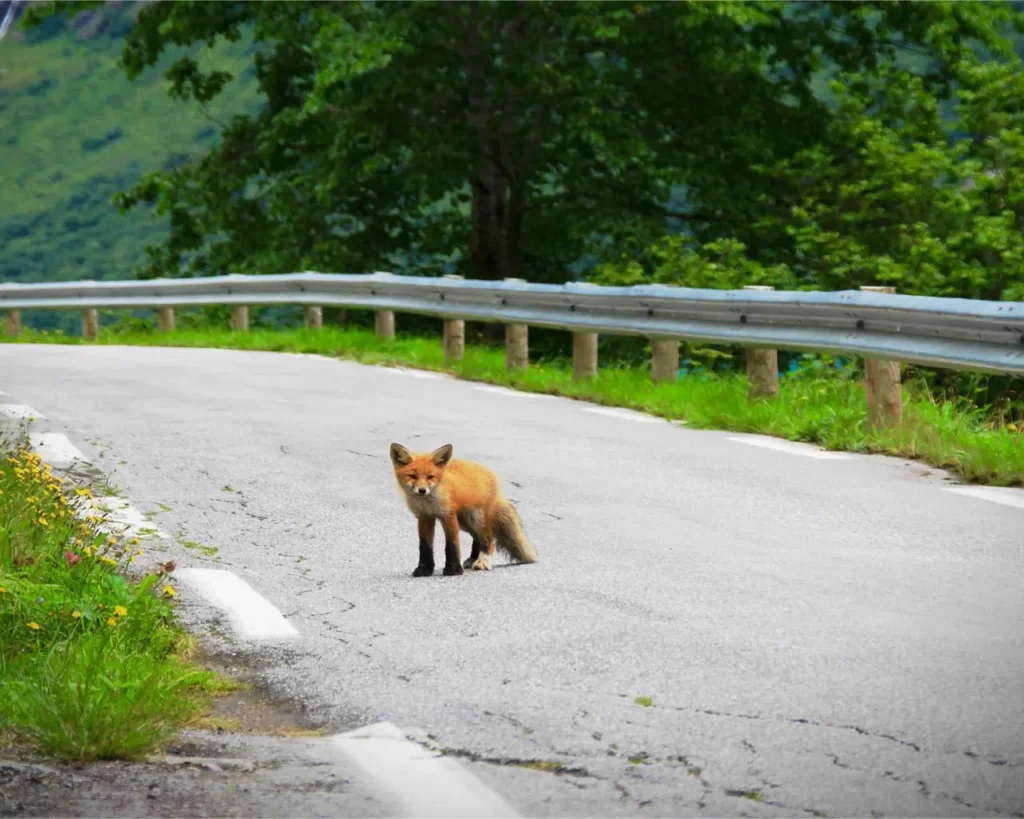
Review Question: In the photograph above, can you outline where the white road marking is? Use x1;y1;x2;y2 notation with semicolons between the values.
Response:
77;495;167;539
174;568;300;640
330;721;519;818
583;406;665;424
0;403;45;420
472;385;549;399
29;432;90;468
726;434;853;460
379;367;446;380
943;485;1024;511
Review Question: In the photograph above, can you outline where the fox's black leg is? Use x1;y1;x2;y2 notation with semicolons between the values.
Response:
414;517;435;577
441;513;464;576
463;537;482;570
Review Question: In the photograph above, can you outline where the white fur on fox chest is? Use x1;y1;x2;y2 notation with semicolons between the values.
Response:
402;487;448;519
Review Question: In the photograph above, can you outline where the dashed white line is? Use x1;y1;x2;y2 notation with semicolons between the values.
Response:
173;568;300;640
0;403;45;420
330;721;519;818
943;485;1024;510
77;495;167;539
29;432;90;468
726;434;853;460
583;406;665;424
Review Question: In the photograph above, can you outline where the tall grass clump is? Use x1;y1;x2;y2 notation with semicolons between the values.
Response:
0;433;229;760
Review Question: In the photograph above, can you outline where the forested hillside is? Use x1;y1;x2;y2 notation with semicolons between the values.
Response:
0;1;260;286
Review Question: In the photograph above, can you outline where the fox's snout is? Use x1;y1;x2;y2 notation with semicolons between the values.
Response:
414;485;430;496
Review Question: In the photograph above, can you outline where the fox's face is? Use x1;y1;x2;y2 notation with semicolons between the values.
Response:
389;443;453;497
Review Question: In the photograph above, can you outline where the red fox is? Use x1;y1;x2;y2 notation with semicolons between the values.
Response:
389;442;538;576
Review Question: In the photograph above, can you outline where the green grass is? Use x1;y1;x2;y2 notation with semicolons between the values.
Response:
0;433;234;760
4;322;1023;486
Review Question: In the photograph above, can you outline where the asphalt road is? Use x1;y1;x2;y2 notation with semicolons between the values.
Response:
3;344;1022;818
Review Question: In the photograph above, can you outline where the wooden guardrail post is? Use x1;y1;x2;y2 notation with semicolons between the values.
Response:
650;339;679;383
4;310;21;337
573;332;598;380
442;275;465;364
82;309;99;341
230;305;249;332
375;310;395;340
304;306;323;330
743;285;779;399
860;285;902;430
373;271;396;340
571;282;598;381
503;277;529;370
157;307;175;333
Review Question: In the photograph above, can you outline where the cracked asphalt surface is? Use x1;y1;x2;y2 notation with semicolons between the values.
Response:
3;344;1023;818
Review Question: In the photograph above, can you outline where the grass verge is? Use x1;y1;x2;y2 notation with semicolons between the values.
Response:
5;324;1023;486
0;430;236;760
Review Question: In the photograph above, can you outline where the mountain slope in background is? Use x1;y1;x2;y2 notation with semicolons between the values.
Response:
0;2;261;291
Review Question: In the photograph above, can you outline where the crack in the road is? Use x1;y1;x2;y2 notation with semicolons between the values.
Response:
964;750;1021;768
622;696;926;753
481;709;535;737
434;746;593;778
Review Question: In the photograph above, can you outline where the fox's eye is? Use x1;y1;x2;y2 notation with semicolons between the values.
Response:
426;474;436;480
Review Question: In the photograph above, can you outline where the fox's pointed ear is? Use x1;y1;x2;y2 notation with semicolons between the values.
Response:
389;443;412;466
431;444;453;466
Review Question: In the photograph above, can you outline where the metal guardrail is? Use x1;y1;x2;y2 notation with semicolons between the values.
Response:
1;272;1023;375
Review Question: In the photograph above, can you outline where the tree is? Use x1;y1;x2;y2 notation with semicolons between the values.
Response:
22;0;1024;289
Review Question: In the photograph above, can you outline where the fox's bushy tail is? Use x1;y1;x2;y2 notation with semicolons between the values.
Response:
494;500;538;564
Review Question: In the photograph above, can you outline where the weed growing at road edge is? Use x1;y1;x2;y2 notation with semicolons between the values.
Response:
0;434;237;760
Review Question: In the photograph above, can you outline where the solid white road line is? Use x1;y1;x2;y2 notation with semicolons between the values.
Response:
472;385;549;399
943;485;1024;511
583;406;665;424
29;432;91;468
379;367;446;380
0;403;45;420
726;433;853;460
330;721;519;819
174;568;300;640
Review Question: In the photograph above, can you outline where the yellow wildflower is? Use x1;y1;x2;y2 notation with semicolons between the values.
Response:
106;617;117;627
38;516;49;527
27;622;40;630
114;605;127;617
162;584;177;598
72;611;81;619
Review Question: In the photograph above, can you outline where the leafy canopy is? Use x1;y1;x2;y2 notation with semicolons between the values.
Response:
22;0;1024;300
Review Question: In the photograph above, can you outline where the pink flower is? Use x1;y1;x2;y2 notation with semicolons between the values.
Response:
64;551;81;566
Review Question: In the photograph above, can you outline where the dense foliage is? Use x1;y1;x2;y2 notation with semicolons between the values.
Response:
18;0;1024;304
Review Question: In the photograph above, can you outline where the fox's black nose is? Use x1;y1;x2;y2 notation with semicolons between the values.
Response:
416;487;428;495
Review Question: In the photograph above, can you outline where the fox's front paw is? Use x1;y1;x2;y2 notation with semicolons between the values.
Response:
412;565;434;577
442;563;464;576
470;555;491;571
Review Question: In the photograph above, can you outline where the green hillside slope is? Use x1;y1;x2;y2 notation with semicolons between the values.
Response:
0;4;261;290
